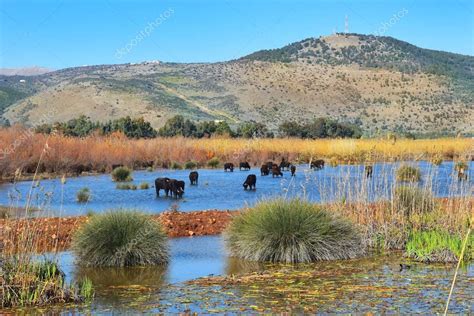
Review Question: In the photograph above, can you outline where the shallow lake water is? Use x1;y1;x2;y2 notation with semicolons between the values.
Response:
19;235;474;314
1;161;472;217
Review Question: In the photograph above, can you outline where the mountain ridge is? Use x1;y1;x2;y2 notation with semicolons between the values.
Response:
1;33;473;134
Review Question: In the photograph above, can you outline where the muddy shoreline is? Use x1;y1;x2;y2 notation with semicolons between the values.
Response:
0;210;236;253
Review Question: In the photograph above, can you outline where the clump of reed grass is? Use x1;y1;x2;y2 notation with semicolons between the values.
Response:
0;207;10;219
184;160;198;169
170;161;182;170
0;259;93;308
226;199;365;263
111;166;133;182
139;182;150;189
76;187;90;203
393;186;437;220
146;166;153;172
207;157;220;168
72;210;169;267
116;183;137;190
396;165;421;182
430;155;443;166
405;230;474;263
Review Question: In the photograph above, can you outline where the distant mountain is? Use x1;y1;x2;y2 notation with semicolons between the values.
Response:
1;34;473;134
0;66;53;76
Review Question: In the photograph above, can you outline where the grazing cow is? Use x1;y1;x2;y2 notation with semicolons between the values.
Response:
457;168;468;181
224;162;234;172
169;179;185;198
239;162;251;171
260;164;270;176
310;159;325;170
272;164;283;177
243;174;257;190
155;177;171;197
266;161;274;171
365;165;373;178
280;158;291;171
189;171;199;185
290;165;296;176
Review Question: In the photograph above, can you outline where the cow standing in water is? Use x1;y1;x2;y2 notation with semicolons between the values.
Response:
280;158;291;171
272;164;283;177
310;159;325;170
224;163;234;172
290;165;296;176
189;171;199;185
239;162;251;171
365;165;373;178
260;164;270;176
243;174;257;190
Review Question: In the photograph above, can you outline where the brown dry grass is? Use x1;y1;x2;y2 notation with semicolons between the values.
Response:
1;127;472;179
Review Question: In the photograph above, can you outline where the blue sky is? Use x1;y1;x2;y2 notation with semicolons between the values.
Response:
0;0;472;69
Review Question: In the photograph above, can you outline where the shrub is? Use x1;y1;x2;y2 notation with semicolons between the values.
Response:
184;160;198;169
396;165;421;182
139;182;150;189
76;188;90;203
225;199;364;263
207;157;220;168
72;210;169;267
430;156;443;166
170;161;182;170
405;230;474;263
111;166;133;182
393;186;437;219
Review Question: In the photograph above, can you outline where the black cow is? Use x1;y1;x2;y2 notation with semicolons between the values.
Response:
272;164;283;177
365;165;373;178
243;174;257;190
310;159;325;170
260;164;270;176
280;158;290;171
290;165;296;176
169;179;185;198
224;163;234;172
189;171;199;185
266;161;274;171
239;162;251;171
155;177;171;197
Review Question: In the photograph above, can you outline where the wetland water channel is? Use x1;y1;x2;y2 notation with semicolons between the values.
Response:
1;161;472;218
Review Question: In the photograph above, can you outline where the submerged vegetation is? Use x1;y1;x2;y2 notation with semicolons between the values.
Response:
226;199;364;263
72;210;169;267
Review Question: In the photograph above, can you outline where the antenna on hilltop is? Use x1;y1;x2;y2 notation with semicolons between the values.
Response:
344;15;349;34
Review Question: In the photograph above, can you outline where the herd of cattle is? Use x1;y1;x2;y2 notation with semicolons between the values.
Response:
154;158;376;199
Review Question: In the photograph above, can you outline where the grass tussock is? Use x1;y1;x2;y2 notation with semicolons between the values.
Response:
405;230;474;263
226;199;365;263
139;182;150;189
72;210;169;267
393;186;438;220
0;259;93;308
0;127;471;178
76;187;91;203
396;165;421;182
111;166;133;182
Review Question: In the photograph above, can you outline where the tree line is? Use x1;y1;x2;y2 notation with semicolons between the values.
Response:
33;115;363;139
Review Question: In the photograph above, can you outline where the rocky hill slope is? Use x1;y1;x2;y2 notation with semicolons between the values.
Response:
1;33;473;134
